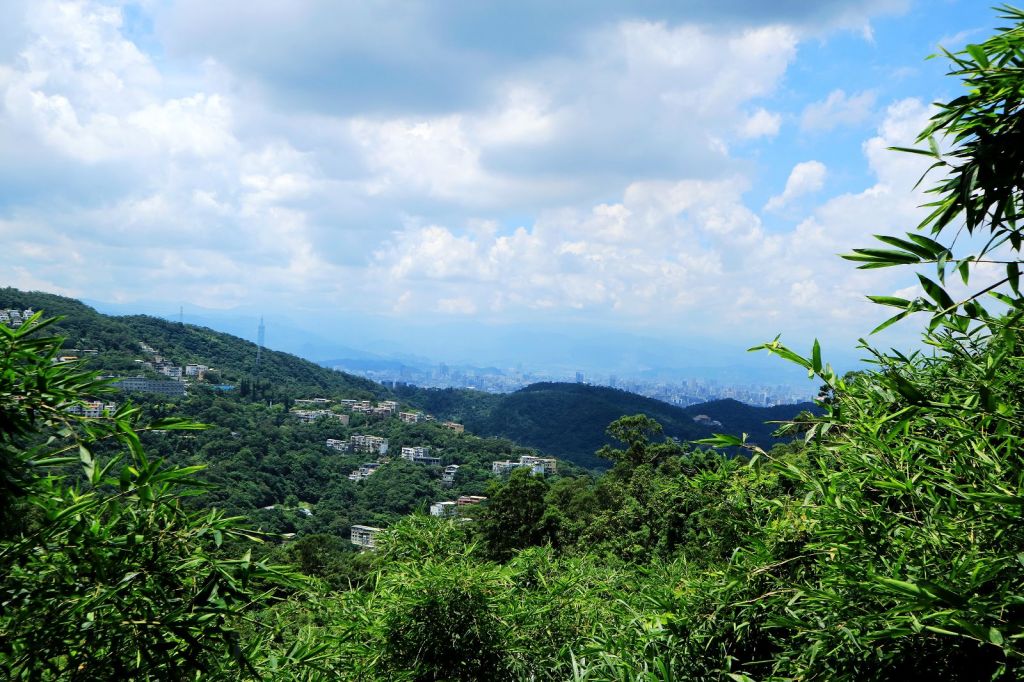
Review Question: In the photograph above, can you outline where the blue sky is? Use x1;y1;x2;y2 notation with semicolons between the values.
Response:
0;0;1002;379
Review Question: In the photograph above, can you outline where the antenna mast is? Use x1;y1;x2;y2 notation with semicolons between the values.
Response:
255;316;265;372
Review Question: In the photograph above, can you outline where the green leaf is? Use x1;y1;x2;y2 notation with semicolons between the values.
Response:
694;433;745;448
917;274;956;310
966;43;990;67
989;627;1004;646
867;295;913;308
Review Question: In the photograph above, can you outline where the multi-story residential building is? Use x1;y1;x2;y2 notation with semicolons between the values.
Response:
66;401;117;418
442;464;460;485
456;495;487;507
348;462;382;482
184;364;209;377
158;365;183;380
519;455;558;475
491;455;557;476
378;400;398;414
326;439;351;452
400;446;440;466
295;397;332;405
113;377;187;397
442;421;465;433
351;434;389;455
430;501;458;518
350;525;383;549
399;411;424;424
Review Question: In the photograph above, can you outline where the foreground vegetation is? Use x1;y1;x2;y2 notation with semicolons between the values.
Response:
3;7;1024;680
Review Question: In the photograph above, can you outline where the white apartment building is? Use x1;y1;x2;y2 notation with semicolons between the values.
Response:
67;401;117;418
350;525;383;549
351;434;389;455
492;455;557;476
184;364;209;377
401;446;440;466
430;501;458;518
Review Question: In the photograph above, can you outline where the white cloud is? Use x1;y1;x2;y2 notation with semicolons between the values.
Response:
764;161;828;211
738;108;782;139
0;0;946;355
369;99;935;346
800;89;877;133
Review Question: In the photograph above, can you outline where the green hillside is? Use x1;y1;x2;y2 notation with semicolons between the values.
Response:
397;382;816;469
0;288;387;399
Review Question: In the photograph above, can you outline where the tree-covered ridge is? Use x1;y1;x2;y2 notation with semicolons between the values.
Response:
398;381;815;468
136;388;575;540
0;287;387;399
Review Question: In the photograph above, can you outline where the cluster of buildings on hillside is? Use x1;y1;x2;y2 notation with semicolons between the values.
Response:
293;409;350;425
292;397;466;433
0;308;34;327
106;342;226;398
350;495;489;549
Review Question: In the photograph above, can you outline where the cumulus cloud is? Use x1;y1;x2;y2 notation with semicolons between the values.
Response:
370;99;933;343
764;161;828;211
0;0;936;352
738;108;782;139
800;89;877;133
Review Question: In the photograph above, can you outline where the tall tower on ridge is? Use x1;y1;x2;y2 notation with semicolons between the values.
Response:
255;316;265;372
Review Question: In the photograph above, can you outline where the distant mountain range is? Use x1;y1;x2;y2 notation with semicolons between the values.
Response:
4;287;816;470
396;382;817;469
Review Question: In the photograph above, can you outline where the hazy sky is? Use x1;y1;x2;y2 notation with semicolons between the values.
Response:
0;0;998;374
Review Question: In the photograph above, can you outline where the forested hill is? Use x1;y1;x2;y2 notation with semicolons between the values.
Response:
0;288;387;399
397;381;817;469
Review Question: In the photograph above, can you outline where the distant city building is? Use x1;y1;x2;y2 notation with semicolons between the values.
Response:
113;377;186;397
350;525;383;549
575;371;584;384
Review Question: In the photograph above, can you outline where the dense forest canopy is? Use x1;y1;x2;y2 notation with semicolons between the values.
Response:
4;5;1024;680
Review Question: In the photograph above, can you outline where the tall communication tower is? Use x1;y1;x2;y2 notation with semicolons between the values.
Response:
255;316;265;372
179;305;184;325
